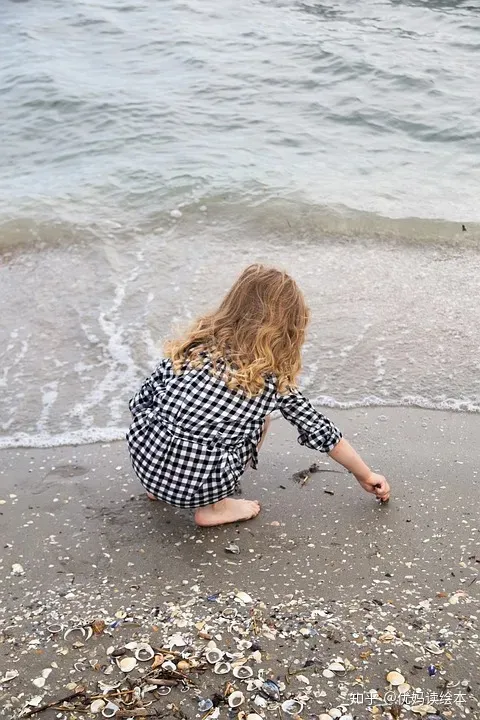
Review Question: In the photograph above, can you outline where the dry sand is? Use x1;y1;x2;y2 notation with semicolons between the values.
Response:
0;407;479;719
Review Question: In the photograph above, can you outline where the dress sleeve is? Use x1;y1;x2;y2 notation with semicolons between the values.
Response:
276;389;342;453
128;359;170;416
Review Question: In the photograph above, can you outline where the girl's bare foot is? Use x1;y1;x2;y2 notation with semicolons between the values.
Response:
147;492;158;501
194;498;261;527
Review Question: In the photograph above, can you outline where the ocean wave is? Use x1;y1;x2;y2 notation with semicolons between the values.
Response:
1;395;477;450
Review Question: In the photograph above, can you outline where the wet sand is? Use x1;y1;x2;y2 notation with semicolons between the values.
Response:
1;407;479;719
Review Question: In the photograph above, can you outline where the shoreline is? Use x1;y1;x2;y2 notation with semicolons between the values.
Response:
1;407;479;718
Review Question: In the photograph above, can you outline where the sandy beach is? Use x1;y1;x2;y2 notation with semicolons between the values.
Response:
1;407;478;719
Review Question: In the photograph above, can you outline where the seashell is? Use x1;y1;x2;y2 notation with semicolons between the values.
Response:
124;642;138;651
117;657;137;673
198;699;213;712
151;654;164;669
322;669;335;679
64;627;86;641
47;623;63;634
233;665;254;679
282;700;304;715
91;699;106;714
261;679;281;701
254;695;268;708
319;716;333;720
32;677;45;688
213;661;231;675
161;660;177;672
27;697;43;708
84;626;93;641
328;710;342;719
386;671;405;686
328;662;345;674
225;542;240;554
296;674;310;685
177;660;190;672
168;633;187;648
222;607;238;619
155;685;172;696
235;591;253;604
398;683;411;694
247;715;263;720
134;644;154;662
206;648;224;664
425;641;444;655
0;670;19;683
102;701;119;718
410;706;438;716
228;691;245;708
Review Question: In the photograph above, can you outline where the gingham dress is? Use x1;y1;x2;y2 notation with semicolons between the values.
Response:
126;356;342;508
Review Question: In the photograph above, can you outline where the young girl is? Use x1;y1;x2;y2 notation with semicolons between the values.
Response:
127;264;390;527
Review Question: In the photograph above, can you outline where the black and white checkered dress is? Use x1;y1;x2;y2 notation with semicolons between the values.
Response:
126;356;342;508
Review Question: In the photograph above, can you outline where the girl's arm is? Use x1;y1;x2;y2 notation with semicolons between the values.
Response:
329;437;390;502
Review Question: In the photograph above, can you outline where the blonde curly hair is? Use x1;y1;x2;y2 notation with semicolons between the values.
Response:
165;264;310;396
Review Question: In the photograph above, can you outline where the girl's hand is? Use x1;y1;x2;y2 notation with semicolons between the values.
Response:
356;471;390;502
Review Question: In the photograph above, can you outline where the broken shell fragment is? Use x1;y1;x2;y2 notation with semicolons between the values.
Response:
151;654;164;669
228;691;245;708
134;644;154;662
282;699;304;715
323;669;335;679
91;699;106;714
319;715;333;720
206;648;224;664
221;607;238;619
386;671;405;686
247;715;263;720
155;685;172;696
213;660;231;675
225;542;240;554
425;641;444;655
198;699;214;712
32;677;46;688
0;670;19;683
233;665;254;679
177;660;190;672
117;656;137;673
161;660;177;672
328;661;346;674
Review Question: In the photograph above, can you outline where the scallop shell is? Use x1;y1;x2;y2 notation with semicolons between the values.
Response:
228;691;245;708
233;665;254;679
117;656;137;673
213;661;231;675
235;590;253;604
91;700;106;714
134;644;154;662
386;671;405;686
281;699;304;715
206;648;224;664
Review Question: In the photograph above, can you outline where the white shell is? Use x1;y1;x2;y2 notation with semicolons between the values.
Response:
247;715;263;720
91;700;106;713
254;695;268;708
235;591;253;604
425;641;444;655
323;669;335;679
11;563;25;576
213;661;231;675
134;644;154;662
47;624;63;634
32;677;46;688
222;607;238;619
64;627;86;641
117;657;137;673
233;665;254;679
102;701;119;718
0;670;19;683
319;715;333;720
386;671;405;686
161;660;177;672
328;710;342;719
228;691;245;708
398;683;411;694
206;648;224;664
328;662;345;673
281;700;304;715
296;674;310;685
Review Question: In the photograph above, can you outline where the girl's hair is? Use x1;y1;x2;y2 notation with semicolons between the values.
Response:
165;264;310;395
